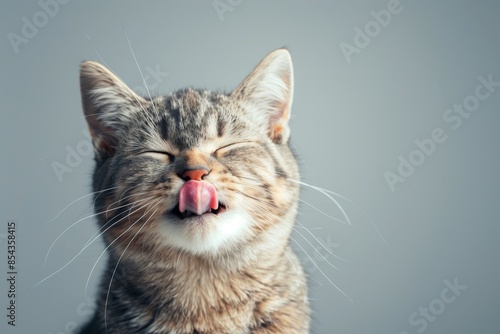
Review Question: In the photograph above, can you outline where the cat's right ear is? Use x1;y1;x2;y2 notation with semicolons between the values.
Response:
80;61;149;158
231;48;294;144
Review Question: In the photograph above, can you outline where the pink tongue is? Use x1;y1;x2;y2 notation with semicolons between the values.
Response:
178;180;218;215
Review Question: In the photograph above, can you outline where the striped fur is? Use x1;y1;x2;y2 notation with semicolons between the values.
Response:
78;49;310;334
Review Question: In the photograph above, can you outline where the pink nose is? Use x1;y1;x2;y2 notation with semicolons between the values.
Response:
182;168;209;181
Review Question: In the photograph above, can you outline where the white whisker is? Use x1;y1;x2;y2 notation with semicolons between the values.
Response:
231;180;348;261
289;178;388;246
104;204;160;331
298;198;348;225
33;200;152;288
235;187;353;303
44;188;148;267
250;219;309;305
45;186;118;225
316;185;389;246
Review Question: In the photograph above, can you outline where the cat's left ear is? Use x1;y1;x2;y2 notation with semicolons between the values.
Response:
232;48;294;144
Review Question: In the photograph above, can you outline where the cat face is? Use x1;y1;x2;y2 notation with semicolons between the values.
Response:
80;49;300;256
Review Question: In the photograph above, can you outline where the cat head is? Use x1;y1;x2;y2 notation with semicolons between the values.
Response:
80;49;300;258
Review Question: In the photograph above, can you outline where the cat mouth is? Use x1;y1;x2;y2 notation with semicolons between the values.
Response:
171;179;225;220
170;203;227;220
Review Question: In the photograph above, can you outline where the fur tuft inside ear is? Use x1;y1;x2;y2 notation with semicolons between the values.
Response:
80;61;149;158
232;48;294;144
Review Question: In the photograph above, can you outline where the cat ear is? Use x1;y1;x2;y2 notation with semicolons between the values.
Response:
232;48;294;144
80;61;149;157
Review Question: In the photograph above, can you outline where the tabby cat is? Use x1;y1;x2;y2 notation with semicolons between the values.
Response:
78;48;310;333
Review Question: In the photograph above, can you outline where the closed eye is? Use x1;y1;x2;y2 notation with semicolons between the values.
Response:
141;151;175;162
215;141;259;155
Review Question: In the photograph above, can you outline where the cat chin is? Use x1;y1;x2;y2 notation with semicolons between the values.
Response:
157;209;254;255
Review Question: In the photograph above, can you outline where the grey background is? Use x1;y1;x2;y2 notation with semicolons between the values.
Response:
1;0;499;333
